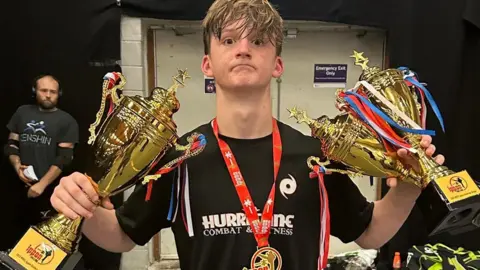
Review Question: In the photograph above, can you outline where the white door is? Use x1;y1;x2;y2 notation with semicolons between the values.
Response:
155;29;216;137
153;21;386;260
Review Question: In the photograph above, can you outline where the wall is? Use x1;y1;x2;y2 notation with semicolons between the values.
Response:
119;15;152;270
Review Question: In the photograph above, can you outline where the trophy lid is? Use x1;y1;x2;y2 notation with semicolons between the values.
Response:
350;50;383;81
135;69;190;122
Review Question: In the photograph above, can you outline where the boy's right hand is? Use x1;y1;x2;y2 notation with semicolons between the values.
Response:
50;172;114;219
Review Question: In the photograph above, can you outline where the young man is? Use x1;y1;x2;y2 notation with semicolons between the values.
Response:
50;0;445;269
5;74;79;226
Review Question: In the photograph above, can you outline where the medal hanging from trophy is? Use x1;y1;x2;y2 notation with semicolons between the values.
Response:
212;118;284;270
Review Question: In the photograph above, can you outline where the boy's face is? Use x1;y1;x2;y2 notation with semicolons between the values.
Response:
201;19;284;92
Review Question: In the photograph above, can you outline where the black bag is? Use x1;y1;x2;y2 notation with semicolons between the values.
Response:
406;243;480;269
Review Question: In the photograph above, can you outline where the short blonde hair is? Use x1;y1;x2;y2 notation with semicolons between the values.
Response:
202;0;284;56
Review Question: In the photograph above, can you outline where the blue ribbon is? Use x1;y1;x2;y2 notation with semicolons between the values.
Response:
166;134;206;221
199;134;207;146
397;67;445;132
344;92;436;136
167;181;175;221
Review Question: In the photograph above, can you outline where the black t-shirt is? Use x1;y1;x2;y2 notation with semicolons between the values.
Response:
116;121;374;270
6;105;79;178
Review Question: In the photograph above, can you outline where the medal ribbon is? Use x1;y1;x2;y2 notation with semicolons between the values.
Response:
309;164;331;270
212;118;281;248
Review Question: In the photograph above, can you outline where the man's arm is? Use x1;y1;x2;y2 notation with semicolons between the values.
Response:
76;145;182;252
113;165;179;247
355;136;442;249
6;132;21;171
38;142;75;187
355;182;420;249
51;166;177;253
38;166;62;187
51;126;191;252
5;132;32;185
5;106;22;169
51;171;137;253
82;207;136;253
5;106;33;186
79;168;178;252
327;175;419;250
28;142;75;197
38;115;79;188
327;172;375;245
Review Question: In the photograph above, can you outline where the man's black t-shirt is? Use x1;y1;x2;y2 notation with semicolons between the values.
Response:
116;121;374;270
6;105;79;179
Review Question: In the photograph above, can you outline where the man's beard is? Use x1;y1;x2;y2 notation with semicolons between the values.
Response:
38;100;56;110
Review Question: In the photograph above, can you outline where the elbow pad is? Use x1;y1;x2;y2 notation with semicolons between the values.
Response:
54;147;74;170
4;139;19;157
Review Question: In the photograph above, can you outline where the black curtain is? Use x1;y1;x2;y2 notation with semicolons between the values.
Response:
121;0;387;27
0;0;123;268
0;0;93;246
0;0;121;174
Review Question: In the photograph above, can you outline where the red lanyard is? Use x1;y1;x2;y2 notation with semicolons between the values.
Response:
212;118;281;248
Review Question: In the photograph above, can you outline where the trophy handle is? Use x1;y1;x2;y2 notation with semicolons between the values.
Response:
109;73;126;104
87;72;125;145
142;132;206;185
307;156;361;178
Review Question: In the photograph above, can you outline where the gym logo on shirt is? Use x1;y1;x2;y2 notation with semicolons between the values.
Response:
279;174;297;199
201;174;296;237
24;120;47;135
20;120;52;145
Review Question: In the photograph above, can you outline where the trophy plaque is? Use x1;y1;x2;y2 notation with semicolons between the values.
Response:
0;69;206;270
289;51;480;236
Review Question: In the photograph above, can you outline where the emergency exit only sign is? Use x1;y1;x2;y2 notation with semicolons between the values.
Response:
313;64;347;88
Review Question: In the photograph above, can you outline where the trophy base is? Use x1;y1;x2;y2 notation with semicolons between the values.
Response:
417;170;480;236
0;228;82;270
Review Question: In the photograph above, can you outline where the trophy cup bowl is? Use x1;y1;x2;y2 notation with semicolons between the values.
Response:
2;70;206;270
300;111;421;183
289;51;480;236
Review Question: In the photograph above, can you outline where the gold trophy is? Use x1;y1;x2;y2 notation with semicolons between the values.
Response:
289;51;480;236
1;69;206;270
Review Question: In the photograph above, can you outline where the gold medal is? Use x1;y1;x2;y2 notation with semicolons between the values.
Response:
246;246;282;270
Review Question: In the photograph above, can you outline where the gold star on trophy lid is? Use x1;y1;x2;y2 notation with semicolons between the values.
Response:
350;50;369;70
350;50;381;80
174;68;191;85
